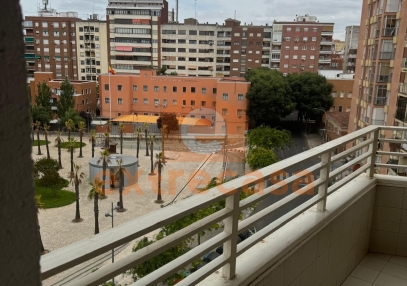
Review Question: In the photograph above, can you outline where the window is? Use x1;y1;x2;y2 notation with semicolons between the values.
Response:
237;109;243;116
144;98;148;104
222;93;228;100
285;46;290;50
182;100;186;106
105;98;110;103
249;33;253;37
329;106;335;112
331;91;338;98
338;106;343;112
104;84;109;90
312;37;317;41
287;27;291;31
292;64;297;68
340;92;344;98
191;100;195;106
284;55;289;59
302;46;307;50
213;88;217;94
154;99;159;106
304;28;308;31
143;85;148;91
303;37;308;42
202;87;206;94
310;55;315;59
154;86;159;92
42;22;48;27
189;30;197;35
133;98;138;104
163;86;167;92
191;87;196;93
311;46;316;50
183;87;186;93
118;98;123;104
222;108;228;115
172;99;177;105
201;101;206;106
173;86;177;92
294;46;299;50
117;85;122;91
201;116;206;119
295;27;300;32
313;27;317;32
293;55;298;59
133;85;138;91
347;92;353;98
284;64;288;68
237;126;242;133
234;32;240;36
257;33;261;37
238;94;244;100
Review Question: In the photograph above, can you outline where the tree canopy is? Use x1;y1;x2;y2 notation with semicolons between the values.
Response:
286;72;334;121
34;80;52;110
61;108;84;127
158;112;179;136
57;77;76;122
247;147;278;170
32;106;51;125
245;68;295;125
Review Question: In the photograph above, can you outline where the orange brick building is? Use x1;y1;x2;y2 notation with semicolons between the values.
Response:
30;72;97;116
98;70;250;135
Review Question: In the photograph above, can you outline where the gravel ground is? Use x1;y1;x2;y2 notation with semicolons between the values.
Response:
33;135;225;285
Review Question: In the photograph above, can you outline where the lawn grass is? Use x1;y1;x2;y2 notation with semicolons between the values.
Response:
35;179;75;209
32;140;50;146
60;141;86;149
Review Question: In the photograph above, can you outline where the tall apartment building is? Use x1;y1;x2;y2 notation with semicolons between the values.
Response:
106;0;169;74
272;15;334;74
23;9;80;80
343;26;360;73
76;15;108;81
349;0;406;134
161;18;273;77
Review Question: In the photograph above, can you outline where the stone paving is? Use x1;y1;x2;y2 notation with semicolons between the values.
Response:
33;135;225;285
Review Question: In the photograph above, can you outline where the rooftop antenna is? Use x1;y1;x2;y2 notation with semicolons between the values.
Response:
234;10;236;20
195;0;197;20
43;0;48;11
176;0;179;22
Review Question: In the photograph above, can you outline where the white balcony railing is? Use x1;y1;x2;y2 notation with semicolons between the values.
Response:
41;126;407;285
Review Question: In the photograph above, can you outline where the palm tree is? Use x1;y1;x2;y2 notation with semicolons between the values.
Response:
31;123;35;142
104;132;110;149
143;122;149;156
70;162;85;222
35;121;42;155
119;123;125;154
66;138;77;174
88;177;103;234
55;130;64;169
154;152;165;204
148;135;156;175
89;130;96;158
78;121;86;158
65;119;75;140
97;150;111;196
116;158;126;212
135;126;143;162
35;195;46;254
43;123;51;159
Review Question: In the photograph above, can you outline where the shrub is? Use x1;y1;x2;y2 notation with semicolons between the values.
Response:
39;170;61;196
34;157;59;173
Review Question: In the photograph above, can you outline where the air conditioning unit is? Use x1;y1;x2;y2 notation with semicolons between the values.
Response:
155;103;159;107
304;39;307;42
295;39;299;42
182;105;185;108
163;104;167;108
301;67;305;70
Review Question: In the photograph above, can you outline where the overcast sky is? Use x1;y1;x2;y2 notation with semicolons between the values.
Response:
20;0;363;40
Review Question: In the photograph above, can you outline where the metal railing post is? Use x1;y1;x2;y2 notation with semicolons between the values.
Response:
222;189;240;279
317;151;331;211
368;128;379;178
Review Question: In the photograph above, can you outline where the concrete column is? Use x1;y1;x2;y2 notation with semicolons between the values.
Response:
0;0;41;284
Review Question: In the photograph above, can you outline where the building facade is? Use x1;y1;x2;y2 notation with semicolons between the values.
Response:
343;25;360;74
98;70;250;134
349;0;407;134
273;15;334;74
24;10;80;80
106;0;169;74
30;72;97;115
76;15;108;81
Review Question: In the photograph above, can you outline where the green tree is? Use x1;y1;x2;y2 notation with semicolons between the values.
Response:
246;125;292;151
88;177;104;234
154;152;165;204
32;106;51;125
43;123;51;159
116;159;126;212
247;147;278;170
97;150;111;197
35;121;42;155
156;66;167;75
57;77;76;122
286;72;334;122
159;112;179;137
77;121;86;158
70;162;85;222
61;108;84;128
66;138;77;174
34;80;52;110
245;68;295;125
55;130;64;169
65;119;75;140
89;130;97;158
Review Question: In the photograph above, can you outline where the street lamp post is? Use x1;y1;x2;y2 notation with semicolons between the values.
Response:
313;108;328;142
105;202;120;283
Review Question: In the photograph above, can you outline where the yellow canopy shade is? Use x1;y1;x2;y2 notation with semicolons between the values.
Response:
111;114;213;126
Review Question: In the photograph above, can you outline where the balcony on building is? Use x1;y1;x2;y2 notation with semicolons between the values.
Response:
399;83;407;96
41;126;407;286
402;58;407;72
